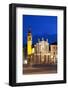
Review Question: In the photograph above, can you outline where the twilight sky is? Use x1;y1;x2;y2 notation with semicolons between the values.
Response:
23;15;57;45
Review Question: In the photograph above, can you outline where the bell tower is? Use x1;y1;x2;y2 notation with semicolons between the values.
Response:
27;27;32;55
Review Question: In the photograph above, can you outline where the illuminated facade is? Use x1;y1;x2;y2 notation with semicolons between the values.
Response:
33;38;50;64
34;38;49;53
50;43;57;64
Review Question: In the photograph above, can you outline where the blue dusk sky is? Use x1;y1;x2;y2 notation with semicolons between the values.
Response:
23;15;57;46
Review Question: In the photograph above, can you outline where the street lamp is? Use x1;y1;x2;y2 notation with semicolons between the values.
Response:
24;60;27;64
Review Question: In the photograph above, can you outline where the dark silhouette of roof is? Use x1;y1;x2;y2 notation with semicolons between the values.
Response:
51;42;57;45
28;30;31;33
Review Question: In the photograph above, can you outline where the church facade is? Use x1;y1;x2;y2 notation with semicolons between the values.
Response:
26;29;57;65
